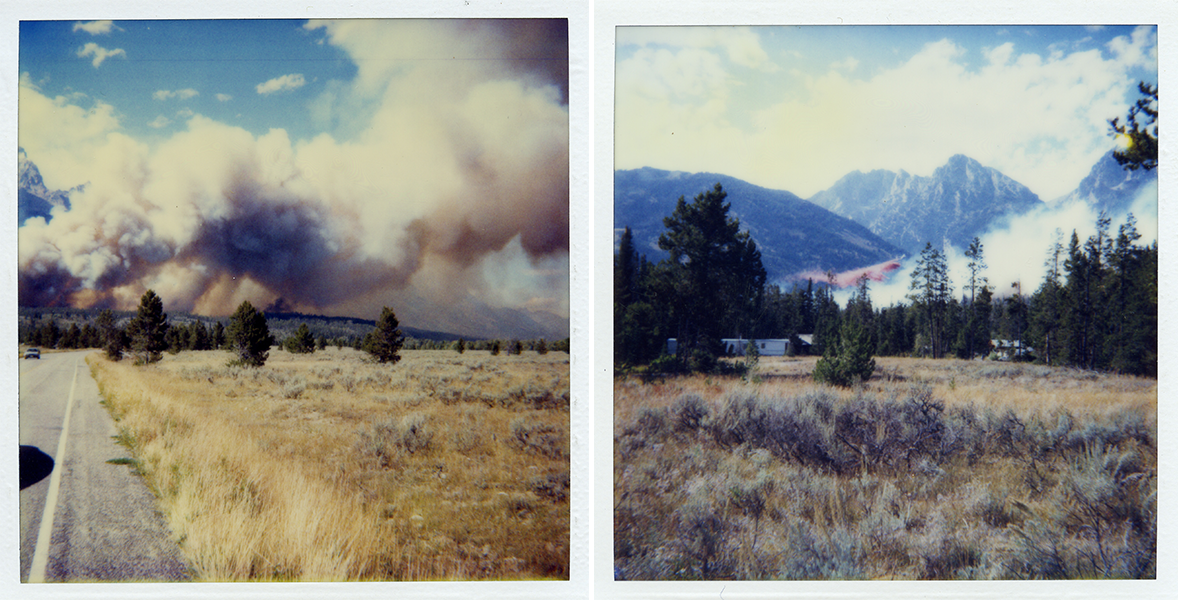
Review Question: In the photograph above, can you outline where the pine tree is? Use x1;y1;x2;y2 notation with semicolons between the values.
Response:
743;338;760;374
364;307;404;364
96;309;124;361
81;322;101;349
1029;230;1066;365
535;338;548;355
812;282;841;356
165;326;185;354
657;183;767;371
60;323;82;349
188;321;212;351
37;319;61;349
127;290;169;364
212;321;226;349
908;243;953;358
1109;81;1158;171
226;300;273;367
287;323;316;354
814;317;876;387
454;338;466;354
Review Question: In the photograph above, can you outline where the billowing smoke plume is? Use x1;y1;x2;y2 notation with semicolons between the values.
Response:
18;20;569;338
835;180;1158;307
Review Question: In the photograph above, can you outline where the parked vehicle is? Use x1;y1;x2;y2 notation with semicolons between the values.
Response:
23;348;40;359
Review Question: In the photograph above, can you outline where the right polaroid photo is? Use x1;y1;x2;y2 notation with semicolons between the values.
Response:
611;24;1158;582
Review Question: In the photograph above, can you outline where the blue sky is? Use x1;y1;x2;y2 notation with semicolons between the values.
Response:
21;20;355;145
616;25;1157;201
18;19;570;336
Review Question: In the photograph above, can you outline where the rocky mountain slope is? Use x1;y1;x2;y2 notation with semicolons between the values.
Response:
1053;149;1157;214
806;154;1043;254
614;167;903;282
18;147;76;226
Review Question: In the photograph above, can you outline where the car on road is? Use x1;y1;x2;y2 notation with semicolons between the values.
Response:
23;348;40;359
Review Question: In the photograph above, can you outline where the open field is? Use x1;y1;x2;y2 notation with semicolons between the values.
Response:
87;347;570;581
615;356;1156;580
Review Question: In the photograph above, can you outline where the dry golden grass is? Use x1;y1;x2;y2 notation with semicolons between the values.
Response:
88;347;570;581
615;357;1156;580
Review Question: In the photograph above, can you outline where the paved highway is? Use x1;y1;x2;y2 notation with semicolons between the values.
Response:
19;350;190;582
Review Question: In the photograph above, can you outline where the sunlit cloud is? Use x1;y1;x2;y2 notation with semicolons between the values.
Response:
148;115;172;128
77;42;126;68
618;26;775;71
256;73;306;95
616;26;1158;201
73;20;119;35
215;93;233;102
831;56;859;72
153;88;199;101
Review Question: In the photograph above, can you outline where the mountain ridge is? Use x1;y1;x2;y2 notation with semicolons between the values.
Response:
19;147;76;226
614;167;903;284
807;154;1043;254
1053;149;1157;213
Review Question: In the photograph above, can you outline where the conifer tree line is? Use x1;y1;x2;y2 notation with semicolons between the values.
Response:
22;290;567;366
616;187;1157;378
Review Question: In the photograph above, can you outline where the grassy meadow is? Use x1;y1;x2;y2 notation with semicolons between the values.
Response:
614;356;1156;580
87;347;570;581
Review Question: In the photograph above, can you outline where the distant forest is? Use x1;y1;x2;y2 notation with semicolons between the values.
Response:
19;305;568;355
615;186;1157;378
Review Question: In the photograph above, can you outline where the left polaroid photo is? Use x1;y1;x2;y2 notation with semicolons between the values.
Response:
17;18;570;584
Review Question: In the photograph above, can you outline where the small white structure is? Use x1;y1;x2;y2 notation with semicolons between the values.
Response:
667;337;810;357
990;339;1033;361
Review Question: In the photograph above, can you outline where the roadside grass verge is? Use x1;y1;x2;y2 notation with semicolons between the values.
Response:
88;347;570;581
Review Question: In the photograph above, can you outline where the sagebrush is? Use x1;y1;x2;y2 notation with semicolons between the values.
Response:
615;356;1156;580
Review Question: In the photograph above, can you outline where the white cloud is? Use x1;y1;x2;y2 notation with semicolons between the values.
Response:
18;79;124;191
618;26;774;71
215;93;233;102
73;21;118;35
148;115;172;129
1106;25;1157;69
153;88;199;101
256;73;306;95
831;56;859;72
616;30;1158;201
77;43;126;68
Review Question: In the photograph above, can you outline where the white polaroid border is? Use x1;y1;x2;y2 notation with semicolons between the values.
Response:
594;1;1175;599
1;2;591;600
